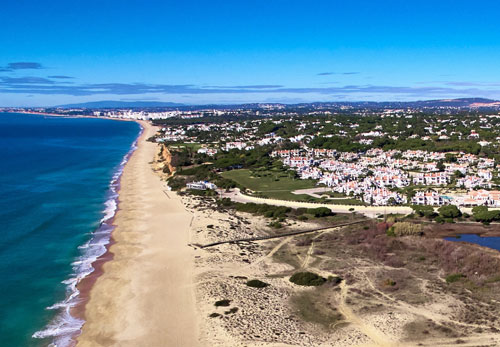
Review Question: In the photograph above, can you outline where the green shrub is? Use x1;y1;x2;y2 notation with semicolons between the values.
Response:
296;208;307;215
411;205;436;218
264;210;274;218
434;216;445;224
214;177;237;190
177;164;213;179
472;205;488;215
268;221;283;228
234;202;291;219
327;276;342;285
438;205;461;219
167;176;187;191
218;197;233;207
445;273;464;283
297;215;308;221
384;279;396;286
225;307;238;314
307;207;333;217
472;206;500;224
214;299;231;307
289;272;327;286
246;279;269;288
386;227;396;237
187;188;215;197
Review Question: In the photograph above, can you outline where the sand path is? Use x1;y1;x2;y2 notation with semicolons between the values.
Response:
362;270;494;331
246;236;293;270
337;281;397;347
77;121;199;347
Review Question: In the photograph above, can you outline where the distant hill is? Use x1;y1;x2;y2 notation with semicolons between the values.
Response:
303;98;500;108
52;98;500;110
411;98;499;107
185;98;500;109
56;100;185;108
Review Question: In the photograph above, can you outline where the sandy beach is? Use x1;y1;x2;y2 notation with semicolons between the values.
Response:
77;121;199;346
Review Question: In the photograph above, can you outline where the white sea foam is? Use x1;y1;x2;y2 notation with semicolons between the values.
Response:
100;198;117;223
33;125;143;346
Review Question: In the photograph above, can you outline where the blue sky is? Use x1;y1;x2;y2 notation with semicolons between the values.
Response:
1;0;500;106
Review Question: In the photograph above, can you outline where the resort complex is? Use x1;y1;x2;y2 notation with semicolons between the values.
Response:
145;109;500;213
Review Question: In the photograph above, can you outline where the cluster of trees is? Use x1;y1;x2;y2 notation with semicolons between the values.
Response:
167;145;275;172
166;176;187;191
307;207;333;217
410;203;500;225
308;133;484;156
177;164;215;180
438;205;462;219
309;136;367;152
304;113;495;156
471;206;500;224
370;137;482;155
411;204;462;223
218;199;291;218
213;147;273;170
170;148;193;168
411;205;437;218
257;120;283;135
160;111;500;170
217;199;333;220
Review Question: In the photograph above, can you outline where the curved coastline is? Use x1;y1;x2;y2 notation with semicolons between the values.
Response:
32;119;143;346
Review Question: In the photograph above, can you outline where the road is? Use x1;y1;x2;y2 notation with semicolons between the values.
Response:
220;189;413;218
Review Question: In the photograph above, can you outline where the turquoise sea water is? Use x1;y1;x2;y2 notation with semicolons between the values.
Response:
0;113;140;346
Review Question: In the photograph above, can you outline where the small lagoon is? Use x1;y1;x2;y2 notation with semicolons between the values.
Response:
444;234;500;252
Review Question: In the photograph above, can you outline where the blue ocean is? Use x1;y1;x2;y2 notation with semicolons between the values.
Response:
0;113;140;347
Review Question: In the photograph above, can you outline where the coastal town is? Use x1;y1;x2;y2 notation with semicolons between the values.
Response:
9;101;500;211
141;107;500;213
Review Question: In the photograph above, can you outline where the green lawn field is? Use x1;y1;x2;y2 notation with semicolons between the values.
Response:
221;169;317;200
222;169;366;205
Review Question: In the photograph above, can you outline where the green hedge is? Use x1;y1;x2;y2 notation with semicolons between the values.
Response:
289;272;327;286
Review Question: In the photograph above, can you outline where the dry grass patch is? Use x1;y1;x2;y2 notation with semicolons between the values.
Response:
290;290;344;329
